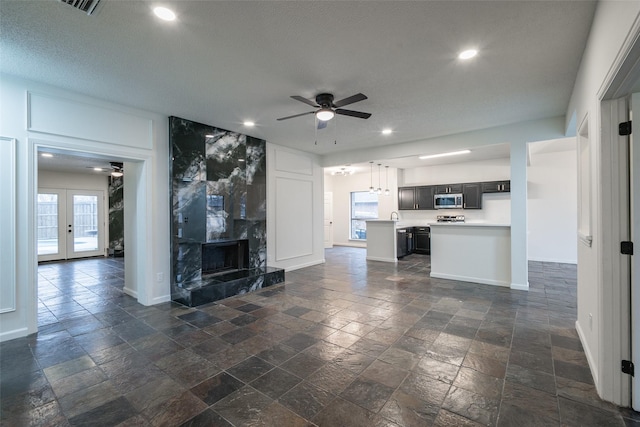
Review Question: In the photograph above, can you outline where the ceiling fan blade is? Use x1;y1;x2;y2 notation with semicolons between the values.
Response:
333;93;367;108
290;95;319;108
317;120;328;130
277;111;315;121
335;109;372;119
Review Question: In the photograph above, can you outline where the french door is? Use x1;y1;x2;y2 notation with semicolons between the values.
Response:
37;188;105;261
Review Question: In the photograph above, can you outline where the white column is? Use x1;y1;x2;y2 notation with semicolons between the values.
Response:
510;141;529;290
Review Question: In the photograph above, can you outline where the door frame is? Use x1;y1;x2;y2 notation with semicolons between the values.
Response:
29;137;154;327
595;23;640;406
324;192;333;248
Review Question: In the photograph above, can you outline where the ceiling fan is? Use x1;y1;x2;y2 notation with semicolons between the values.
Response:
86;161;123;177
277;93;371;129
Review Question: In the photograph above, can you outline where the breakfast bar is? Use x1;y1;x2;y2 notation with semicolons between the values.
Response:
429;222;511;287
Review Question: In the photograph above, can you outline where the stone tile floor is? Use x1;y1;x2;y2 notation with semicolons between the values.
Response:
2;247;639;426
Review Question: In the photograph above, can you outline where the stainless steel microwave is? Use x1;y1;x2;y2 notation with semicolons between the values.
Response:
434;193;463;209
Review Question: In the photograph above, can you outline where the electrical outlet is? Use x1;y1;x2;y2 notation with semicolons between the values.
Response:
589;313;593;330
157;272;164;282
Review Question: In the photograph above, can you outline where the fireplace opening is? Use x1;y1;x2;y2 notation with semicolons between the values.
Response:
202;239;249;276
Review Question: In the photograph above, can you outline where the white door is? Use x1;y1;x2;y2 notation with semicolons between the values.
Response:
38;189;105;261
324;192;333;248
631;92;640;410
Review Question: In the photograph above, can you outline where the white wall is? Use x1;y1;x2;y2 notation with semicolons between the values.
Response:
565;1;640;405
527;144;578;263
324;168;399;247
267;143;325;271
0;74;171;341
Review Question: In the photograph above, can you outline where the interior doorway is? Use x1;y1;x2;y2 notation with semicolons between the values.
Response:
37;189;105;261
33;144;150;326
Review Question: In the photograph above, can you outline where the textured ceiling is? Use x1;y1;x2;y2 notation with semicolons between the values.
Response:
1;0;596;159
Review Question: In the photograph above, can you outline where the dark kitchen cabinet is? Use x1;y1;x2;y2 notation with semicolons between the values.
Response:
435;184;463;194
398;186;435;210
416;186;435;210
396;228;414;258
413;227;430;254
463;183;482;209
482;180;511;193
398;187;417;210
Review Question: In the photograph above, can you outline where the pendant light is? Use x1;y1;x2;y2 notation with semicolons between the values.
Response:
369;162;375;194
377;164;382;195
384;166;390;196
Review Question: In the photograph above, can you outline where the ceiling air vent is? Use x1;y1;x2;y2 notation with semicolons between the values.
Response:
59;0;103;16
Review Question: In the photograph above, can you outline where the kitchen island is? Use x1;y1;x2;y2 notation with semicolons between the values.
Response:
365;220;398;262
430;222;511;287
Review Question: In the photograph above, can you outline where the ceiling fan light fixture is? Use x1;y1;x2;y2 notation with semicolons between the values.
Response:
316;108;335;121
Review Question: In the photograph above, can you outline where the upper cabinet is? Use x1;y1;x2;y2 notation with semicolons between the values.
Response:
435;184;463;194
398;187;417;210
481;180;510;193
462;183;482;209
398;179;510;210
398;185;435;210
416;186;435;210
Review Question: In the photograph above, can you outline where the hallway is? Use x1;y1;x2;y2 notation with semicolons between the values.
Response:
1;248;636;426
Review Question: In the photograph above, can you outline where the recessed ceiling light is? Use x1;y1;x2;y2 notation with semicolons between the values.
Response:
153;6;176;21
382;129;392;135
458;49;478;60
244;121;255;127
93;167;103;172
41;153;53;158
419;150;471;160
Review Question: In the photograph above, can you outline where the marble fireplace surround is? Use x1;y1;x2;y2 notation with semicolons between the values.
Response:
169;116;284;307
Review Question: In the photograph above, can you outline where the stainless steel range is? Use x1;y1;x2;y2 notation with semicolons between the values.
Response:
436;215;465;222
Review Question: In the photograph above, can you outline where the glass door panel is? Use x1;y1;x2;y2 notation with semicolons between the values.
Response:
72;194;99;252
37;189;67;262
66;190;104;259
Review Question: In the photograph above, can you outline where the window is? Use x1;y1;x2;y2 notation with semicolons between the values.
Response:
350;191;378;240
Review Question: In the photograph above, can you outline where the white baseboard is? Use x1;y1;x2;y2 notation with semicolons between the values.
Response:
284;259;326;272
510;282;530;291
366;256;398;263
430;271;510;288
151;294;171;305
528;257;577;264
575;320;599;392
123;287;138;298
0;327;30;342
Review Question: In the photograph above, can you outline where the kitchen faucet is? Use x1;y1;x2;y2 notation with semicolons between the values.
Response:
390;211;399;221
